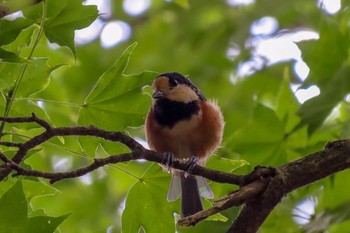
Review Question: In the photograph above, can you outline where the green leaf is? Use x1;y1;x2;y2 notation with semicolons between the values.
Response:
0;90;5;119
275;68;300;132
18;58;62;98
25;214;70;233
22;1;44;21
0;61;21;92
0;181;69;233
11;99;47;117
319;172;350;210
83;43;139;103
43;0;98;56
299;16;349;89
202;200;228;223
318;203;350;231
79;71;155;130
296;64;350;134
0;48;27;63
296;13;350;134
0;17;34;46
206;212;228;222
78;136;131;157
1;25;36;54
228;103;286;166
122;165;176;233
174;0;190;9
78;43;156;155
0;58;60;97
329;220;350;233
0;181;27;226
206;156;248;173
4;99;51;131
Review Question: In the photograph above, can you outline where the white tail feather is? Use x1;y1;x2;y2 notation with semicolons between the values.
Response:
167;174;181;201
196;176;214;199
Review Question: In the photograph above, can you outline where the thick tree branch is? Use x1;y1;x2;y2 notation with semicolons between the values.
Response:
226;140;350;233
178;178;270;227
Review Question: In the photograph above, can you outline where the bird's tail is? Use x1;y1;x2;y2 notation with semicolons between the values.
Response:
180;173;203;217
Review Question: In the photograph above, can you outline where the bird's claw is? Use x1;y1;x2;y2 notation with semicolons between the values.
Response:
162;152;174;172
184;156;198;178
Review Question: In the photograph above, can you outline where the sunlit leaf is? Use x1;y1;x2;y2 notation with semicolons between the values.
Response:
78;71;154;130
206;156;248;173
0;58;61;97
78;43;156;155
1;25;36;54
122;165;176;233
7;99;51;129
206;212;228;222
43;0;98;56
19;58;62;97
0;61;21;92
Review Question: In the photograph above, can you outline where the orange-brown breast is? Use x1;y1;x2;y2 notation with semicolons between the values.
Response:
145;100;224;164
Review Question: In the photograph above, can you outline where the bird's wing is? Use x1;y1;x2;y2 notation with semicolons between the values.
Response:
167;173;182;201
196;176;214;199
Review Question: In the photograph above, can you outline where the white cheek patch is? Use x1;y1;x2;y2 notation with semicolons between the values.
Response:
167;85;199;103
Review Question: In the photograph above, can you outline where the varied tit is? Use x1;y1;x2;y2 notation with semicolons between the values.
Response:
145;72;224;217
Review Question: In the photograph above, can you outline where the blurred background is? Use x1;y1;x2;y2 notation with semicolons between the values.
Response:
2;0;350;232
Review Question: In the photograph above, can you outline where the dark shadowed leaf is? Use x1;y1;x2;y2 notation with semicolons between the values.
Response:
0;17;33;46
296;65;350;134
228;103;287;166
0;181;69;233
299;16;349;89
0;48;28;63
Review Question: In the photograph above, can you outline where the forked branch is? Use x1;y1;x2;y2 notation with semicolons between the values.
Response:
1;115;350;233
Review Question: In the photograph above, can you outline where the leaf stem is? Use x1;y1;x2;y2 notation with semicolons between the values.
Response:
15;98;83;108
47;142;140;180
0;1;47;138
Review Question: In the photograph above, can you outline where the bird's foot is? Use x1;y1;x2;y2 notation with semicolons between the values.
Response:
162;152;174;172
184;156;198;178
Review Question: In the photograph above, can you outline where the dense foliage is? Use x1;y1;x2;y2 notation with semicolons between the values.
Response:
1;0;350;232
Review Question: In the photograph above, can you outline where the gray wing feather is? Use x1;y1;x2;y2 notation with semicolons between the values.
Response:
196;176;214;199
167;174;182;201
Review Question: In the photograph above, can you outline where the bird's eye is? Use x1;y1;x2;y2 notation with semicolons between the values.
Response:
169;79;179;88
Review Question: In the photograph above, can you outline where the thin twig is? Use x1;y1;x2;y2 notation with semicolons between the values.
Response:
2;115;350;233
0;115;244;185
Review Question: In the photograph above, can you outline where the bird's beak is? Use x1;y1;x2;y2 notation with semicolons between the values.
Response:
152;90;165;99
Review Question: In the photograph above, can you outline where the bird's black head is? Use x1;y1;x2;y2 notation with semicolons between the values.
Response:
152;72;205;103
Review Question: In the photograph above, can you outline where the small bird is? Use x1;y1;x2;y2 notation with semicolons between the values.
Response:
145;72;224;217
